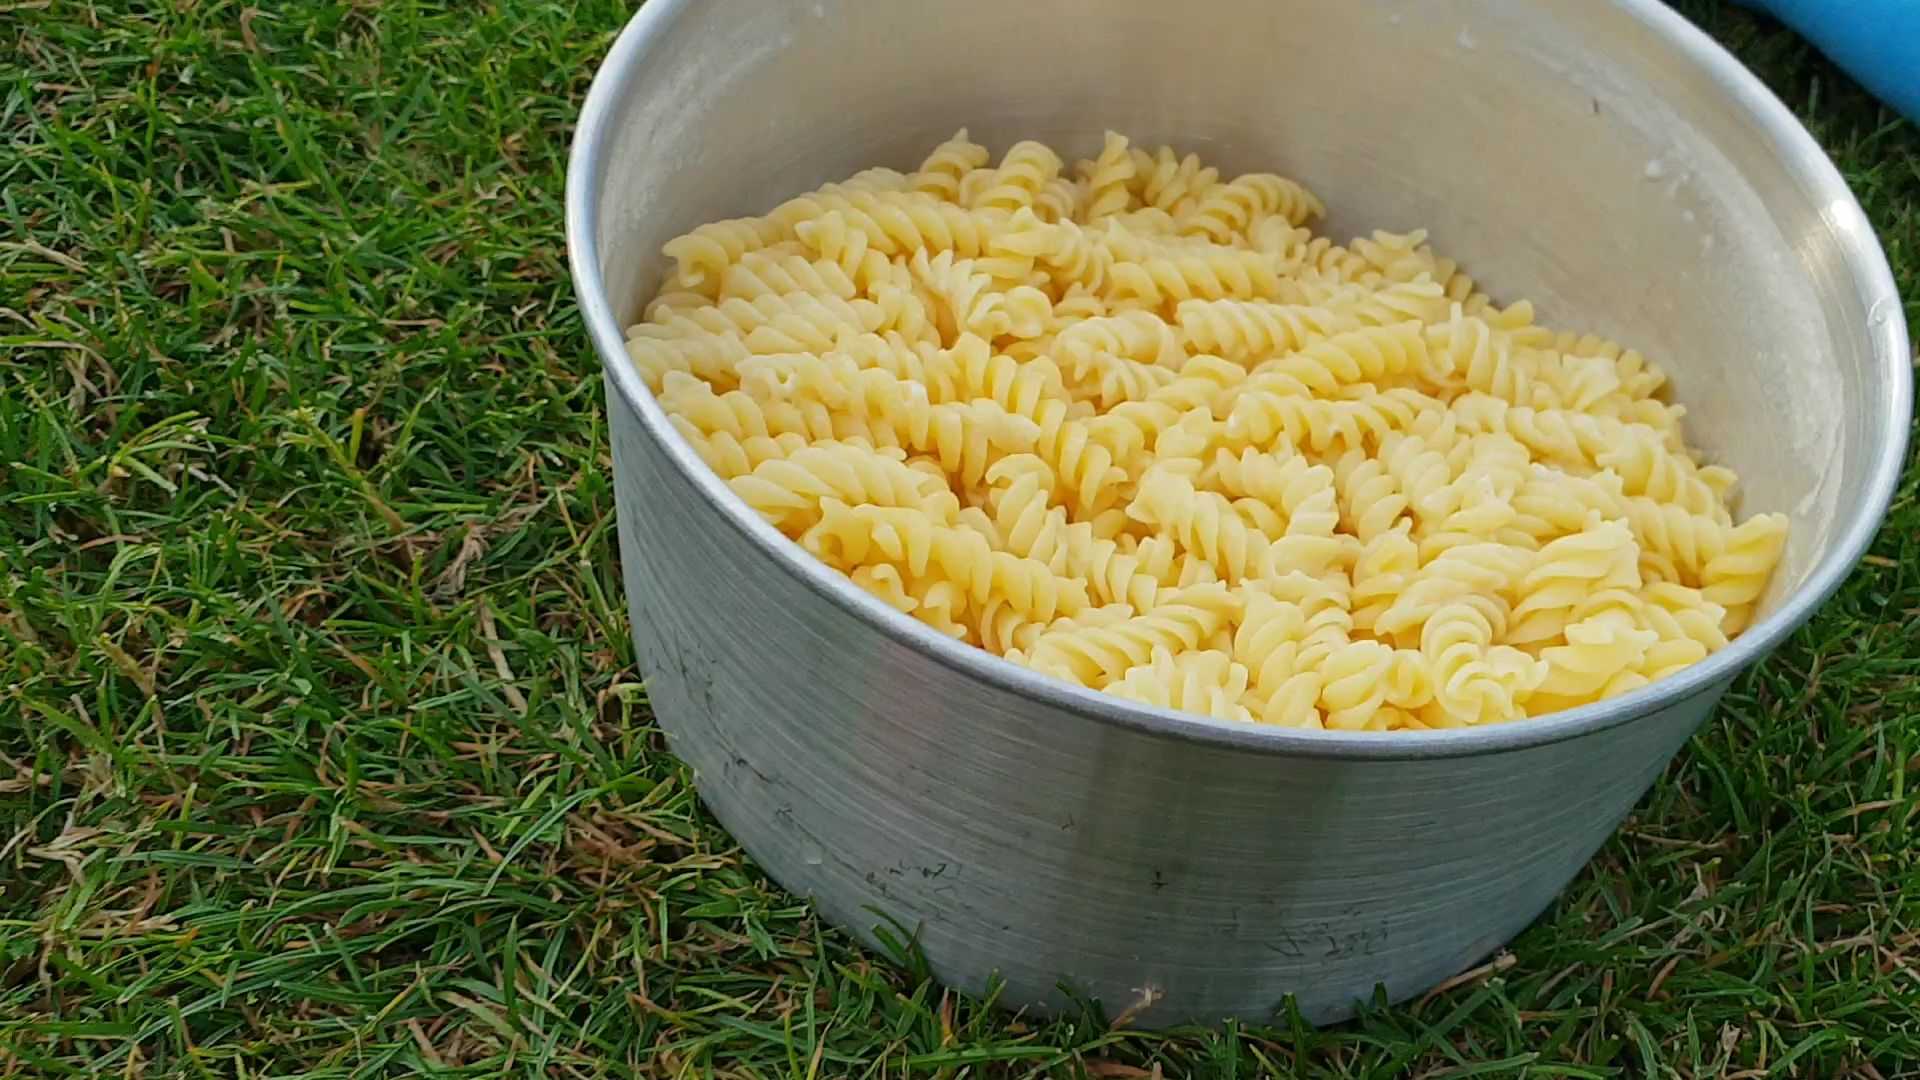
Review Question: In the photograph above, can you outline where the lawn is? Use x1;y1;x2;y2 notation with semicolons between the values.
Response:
2;1;1916;1076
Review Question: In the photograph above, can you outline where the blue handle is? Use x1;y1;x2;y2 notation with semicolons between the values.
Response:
1734;0;1920;124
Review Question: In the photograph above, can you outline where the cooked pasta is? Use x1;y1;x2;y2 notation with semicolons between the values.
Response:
636;131;1789;731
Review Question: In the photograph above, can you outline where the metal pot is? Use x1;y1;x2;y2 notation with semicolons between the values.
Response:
566;0;1911;1025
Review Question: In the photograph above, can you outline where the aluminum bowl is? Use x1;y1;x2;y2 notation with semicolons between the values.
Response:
566;0;1910;1025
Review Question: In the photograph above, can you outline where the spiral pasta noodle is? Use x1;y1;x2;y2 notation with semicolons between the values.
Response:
1107;647;1256;723
640;131;1788;731
912;129;991;202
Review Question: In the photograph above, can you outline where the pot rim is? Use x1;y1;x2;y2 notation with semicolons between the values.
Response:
565;0;1911;762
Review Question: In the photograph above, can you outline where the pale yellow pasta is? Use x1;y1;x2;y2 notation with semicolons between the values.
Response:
1127;145;1220;216
1372;542;1532;645
852;564;973;642
632;291;884;353
1127;464;1280;584
720;250;861;302
789;197;1002;261
1375;432;1457;523
1233;587;1317;695
1175;297;1357;363
1077;131;1136;221
1350;526;1420;633
660;216;786;292
1106;247;1291;307
804;499;1089;621
1225;383;1441;457
728;442;960;530
1179;173;1325;242
1319;639;1397;730
984;454;1169;610
1508;519;1643;645
1421;603;1547;726
1015;586;1238;687
1418;476;1537;561
1700;513;1790;633
989;211;1111;294
638;131;1788;731
1333;450;1411;543
1106;647;1256;723
1532;607;1661;708
912;129;991;203
1251;321;1429;396
625;331;751;392
966;140;1067;215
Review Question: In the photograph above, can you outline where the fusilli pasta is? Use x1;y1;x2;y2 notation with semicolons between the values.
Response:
639;131;1788;731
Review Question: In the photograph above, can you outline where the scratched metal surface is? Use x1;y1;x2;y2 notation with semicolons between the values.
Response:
567;0;1911;1025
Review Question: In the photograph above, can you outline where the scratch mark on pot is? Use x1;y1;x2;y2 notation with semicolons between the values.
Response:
1268;926;1304;958
730;753;774;785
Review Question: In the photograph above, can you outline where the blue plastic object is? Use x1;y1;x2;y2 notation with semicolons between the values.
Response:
1734;0;1920;124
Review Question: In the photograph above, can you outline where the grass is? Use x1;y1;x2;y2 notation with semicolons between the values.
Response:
1;1;1916;1075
